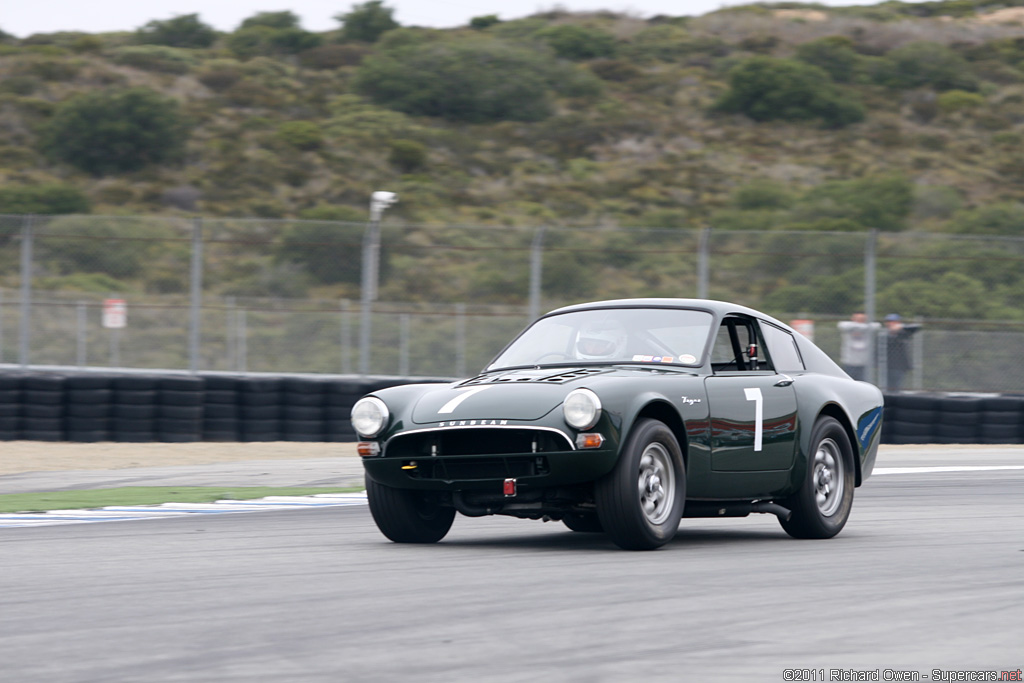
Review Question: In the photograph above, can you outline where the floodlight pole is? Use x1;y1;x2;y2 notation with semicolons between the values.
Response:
359;191;397;375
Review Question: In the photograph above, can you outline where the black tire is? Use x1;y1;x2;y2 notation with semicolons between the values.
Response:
780;417;855;540
115;390;157;404
160;390;204;407
563;512;604;533
113;404;158;419
365;475;455;543
595;418;685;550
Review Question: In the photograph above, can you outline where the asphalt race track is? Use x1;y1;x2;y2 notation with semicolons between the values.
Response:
2;449;1022;682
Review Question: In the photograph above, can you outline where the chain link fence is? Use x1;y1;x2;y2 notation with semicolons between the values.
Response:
3;213;1024;392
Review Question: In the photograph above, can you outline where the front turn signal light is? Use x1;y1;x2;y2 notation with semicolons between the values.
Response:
576;433;605;449
357;441;381;457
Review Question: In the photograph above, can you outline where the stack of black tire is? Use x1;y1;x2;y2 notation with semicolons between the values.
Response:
978;395;1024;444
934;396;983;444
0;374;20;441
325;379;359;442
21;374;65;441
238;377;283;442
201;375;240;441
65;374;114;442
157;376;203;442
882;394;938;444
111;375;158;442
283;378;327;442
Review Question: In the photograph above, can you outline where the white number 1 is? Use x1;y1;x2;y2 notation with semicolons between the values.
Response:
744;387;763;452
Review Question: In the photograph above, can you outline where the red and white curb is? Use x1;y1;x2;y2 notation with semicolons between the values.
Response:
0;492;368;528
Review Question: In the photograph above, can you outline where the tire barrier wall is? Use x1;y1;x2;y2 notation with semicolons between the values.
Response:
0;375;1021;444
0;373;449;443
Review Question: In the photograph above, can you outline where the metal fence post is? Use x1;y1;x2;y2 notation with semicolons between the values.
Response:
238;308;248;373
188;217;203;373
225;296;235;371
865;229;878;385
399;313;410;376
697;226;711;299
0;290;4;363
340;299;352;374
19;214;33;367
528;226;546;322
359;219;380;375
455;303;466;378
77;301;87;366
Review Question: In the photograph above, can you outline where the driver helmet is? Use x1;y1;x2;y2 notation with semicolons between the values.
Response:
575;319;627;360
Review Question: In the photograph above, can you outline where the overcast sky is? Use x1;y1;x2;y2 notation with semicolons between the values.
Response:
4;0;920;38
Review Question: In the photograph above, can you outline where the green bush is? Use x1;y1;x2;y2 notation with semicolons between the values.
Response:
355;38;589;123
0;184;91;214
936;89;986;114
39;88;187;175
388;139;427;172
239;11;301;30
110;46;196;74
470;15;501;30
299;44;369;69
227;20;321;59
336;1;400;43
536;24;617;60
714;56;864;128
197;62;244;91
797;174;914;232
795;36;860;83
945;203;1024;235
277;121;323;150
732;180;793;210
877;41;978;92
135;13;218;48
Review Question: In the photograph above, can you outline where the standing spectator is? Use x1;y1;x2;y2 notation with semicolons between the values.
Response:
883;314;921;391
837;312;879;381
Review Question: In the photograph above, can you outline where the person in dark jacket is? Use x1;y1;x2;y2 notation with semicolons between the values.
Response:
883;314;921;391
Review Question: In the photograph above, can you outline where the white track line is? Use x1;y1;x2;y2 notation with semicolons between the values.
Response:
0;492;368;528
873;465;1024;475
2;466;1023;528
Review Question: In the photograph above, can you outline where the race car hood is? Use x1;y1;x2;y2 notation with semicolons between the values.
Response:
410;367;614;424
409;365;694;424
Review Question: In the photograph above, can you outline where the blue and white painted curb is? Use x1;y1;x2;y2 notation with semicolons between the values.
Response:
2;465;1023;529
0;492;368;528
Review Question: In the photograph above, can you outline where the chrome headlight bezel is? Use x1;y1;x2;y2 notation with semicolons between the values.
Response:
351;396;389;438
562;388;602;431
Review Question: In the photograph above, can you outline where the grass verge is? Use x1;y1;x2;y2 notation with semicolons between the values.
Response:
0;486;364;514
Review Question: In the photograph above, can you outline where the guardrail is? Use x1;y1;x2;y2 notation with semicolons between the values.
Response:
1;372;1022;445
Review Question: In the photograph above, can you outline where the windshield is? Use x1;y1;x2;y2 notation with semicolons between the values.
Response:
488;307;713;370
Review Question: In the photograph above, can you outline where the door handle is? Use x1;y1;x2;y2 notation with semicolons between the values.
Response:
774;374;794;387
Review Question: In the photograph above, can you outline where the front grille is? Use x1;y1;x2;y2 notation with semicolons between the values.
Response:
406;455;549;481
385;427;572;459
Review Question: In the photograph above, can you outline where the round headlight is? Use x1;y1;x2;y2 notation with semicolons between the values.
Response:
351;397;389;438
563;388;602;430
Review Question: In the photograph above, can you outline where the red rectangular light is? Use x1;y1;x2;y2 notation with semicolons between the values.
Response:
503;478;517;497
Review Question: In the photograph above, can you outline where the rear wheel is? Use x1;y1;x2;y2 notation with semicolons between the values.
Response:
595;418;685;550
365;475;455;543
780;416;855;539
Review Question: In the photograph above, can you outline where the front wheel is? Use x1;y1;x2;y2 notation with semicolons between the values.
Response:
779;416;855;539
365;475;455;543
595;418;685;550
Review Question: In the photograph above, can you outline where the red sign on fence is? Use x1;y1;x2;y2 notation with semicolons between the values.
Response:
102;299;127;329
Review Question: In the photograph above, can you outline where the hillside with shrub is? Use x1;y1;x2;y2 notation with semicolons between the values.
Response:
3;1;1024;323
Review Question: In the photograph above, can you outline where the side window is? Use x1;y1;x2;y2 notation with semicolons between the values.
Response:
712;317;773;372
761;323;805;372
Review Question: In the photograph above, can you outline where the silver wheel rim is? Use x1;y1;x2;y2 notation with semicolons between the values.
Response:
813;437;844;517
637;442;675;525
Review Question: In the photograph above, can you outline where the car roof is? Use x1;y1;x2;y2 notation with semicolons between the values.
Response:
546;298;787;328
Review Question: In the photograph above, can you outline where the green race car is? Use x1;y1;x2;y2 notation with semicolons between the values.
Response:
353;298;883;550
